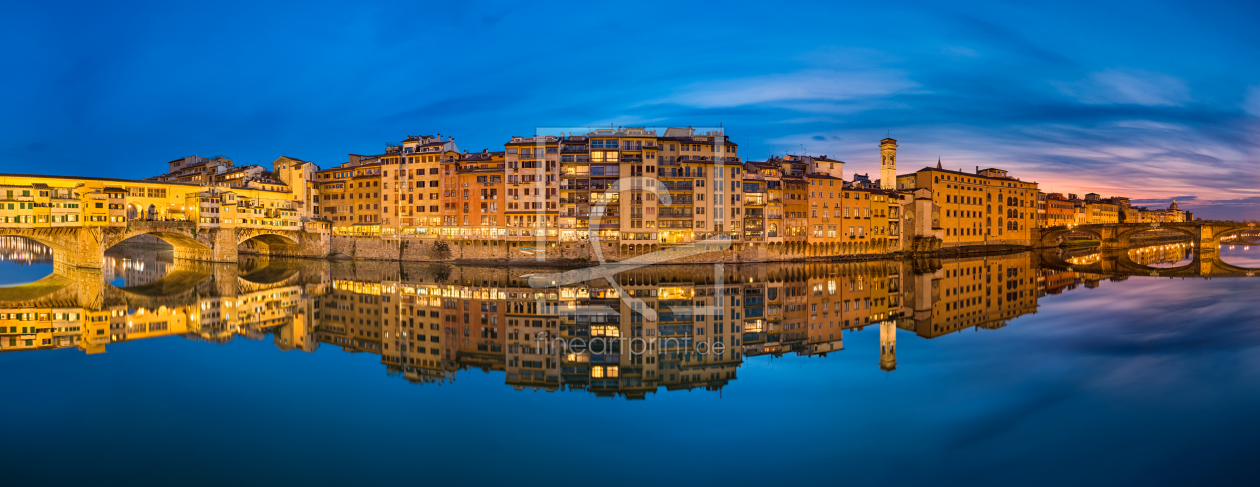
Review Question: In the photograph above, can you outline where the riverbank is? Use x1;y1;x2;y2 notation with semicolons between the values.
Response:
325;235;1047;268
115;234;1197;268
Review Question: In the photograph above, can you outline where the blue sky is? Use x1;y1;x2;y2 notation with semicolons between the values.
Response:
1;0;1258;219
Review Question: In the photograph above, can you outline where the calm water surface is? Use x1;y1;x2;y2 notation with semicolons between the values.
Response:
2;238;1259;486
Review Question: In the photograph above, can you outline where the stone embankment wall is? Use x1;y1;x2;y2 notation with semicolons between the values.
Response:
329;236;1018;265
940;237;1033;249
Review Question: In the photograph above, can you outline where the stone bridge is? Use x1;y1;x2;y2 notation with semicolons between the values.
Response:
1035;221;1259;252
1036;247;1259;278
0;258;323;310
0;220;329;269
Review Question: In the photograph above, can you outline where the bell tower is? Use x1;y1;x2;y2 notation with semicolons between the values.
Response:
879;138;898;190
879;321;897;372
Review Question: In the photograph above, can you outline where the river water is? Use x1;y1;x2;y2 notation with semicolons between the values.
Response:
1;238;1259;486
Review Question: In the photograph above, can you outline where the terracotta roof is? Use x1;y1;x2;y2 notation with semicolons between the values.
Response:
658;136;739;146
459;151;504;162
914;166;1035;184
0;173;203;187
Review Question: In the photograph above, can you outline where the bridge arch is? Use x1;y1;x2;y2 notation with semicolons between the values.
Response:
1113;224;1199;247
239;232;301;257
1210;225;1260;244
103;223;214;262
0;232;68;260
1038;226;1104;247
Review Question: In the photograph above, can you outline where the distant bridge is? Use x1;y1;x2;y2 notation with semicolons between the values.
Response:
1036;221;1259;252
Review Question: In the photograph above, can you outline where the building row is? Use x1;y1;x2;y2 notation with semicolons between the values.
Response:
307;129;1190;251
1044;192;1189;227
1;127;1191;253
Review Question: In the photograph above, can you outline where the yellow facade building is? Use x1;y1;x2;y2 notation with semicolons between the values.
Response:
897;166;1039;247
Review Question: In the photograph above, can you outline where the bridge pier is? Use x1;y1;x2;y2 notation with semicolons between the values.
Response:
1098;226;1127;251
1196;239;1220;255
51;260;104;308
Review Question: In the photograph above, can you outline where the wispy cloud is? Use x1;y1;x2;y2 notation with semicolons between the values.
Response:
949;14;1075;67
643;69;921;112
941;46;980;58
1131;196;1198;205
1244;86;1260;117
1055;69;1191;106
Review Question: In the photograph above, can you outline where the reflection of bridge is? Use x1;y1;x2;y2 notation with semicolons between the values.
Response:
1036;247;1259;278
1036;221;1259;251
0;220;328;269
0;258;323;310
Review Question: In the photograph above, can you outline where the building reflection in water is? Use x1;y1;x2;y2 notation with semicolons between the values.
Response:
0;236;1200;400
0;236;54;265
102;244;176;287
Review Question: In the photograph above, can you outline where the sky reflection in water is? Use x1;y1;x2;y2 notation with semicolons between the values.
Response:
1;243;1259;486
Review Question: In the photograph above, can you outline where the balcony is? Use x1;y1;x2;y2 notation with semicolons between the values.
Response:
658;209;693;218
